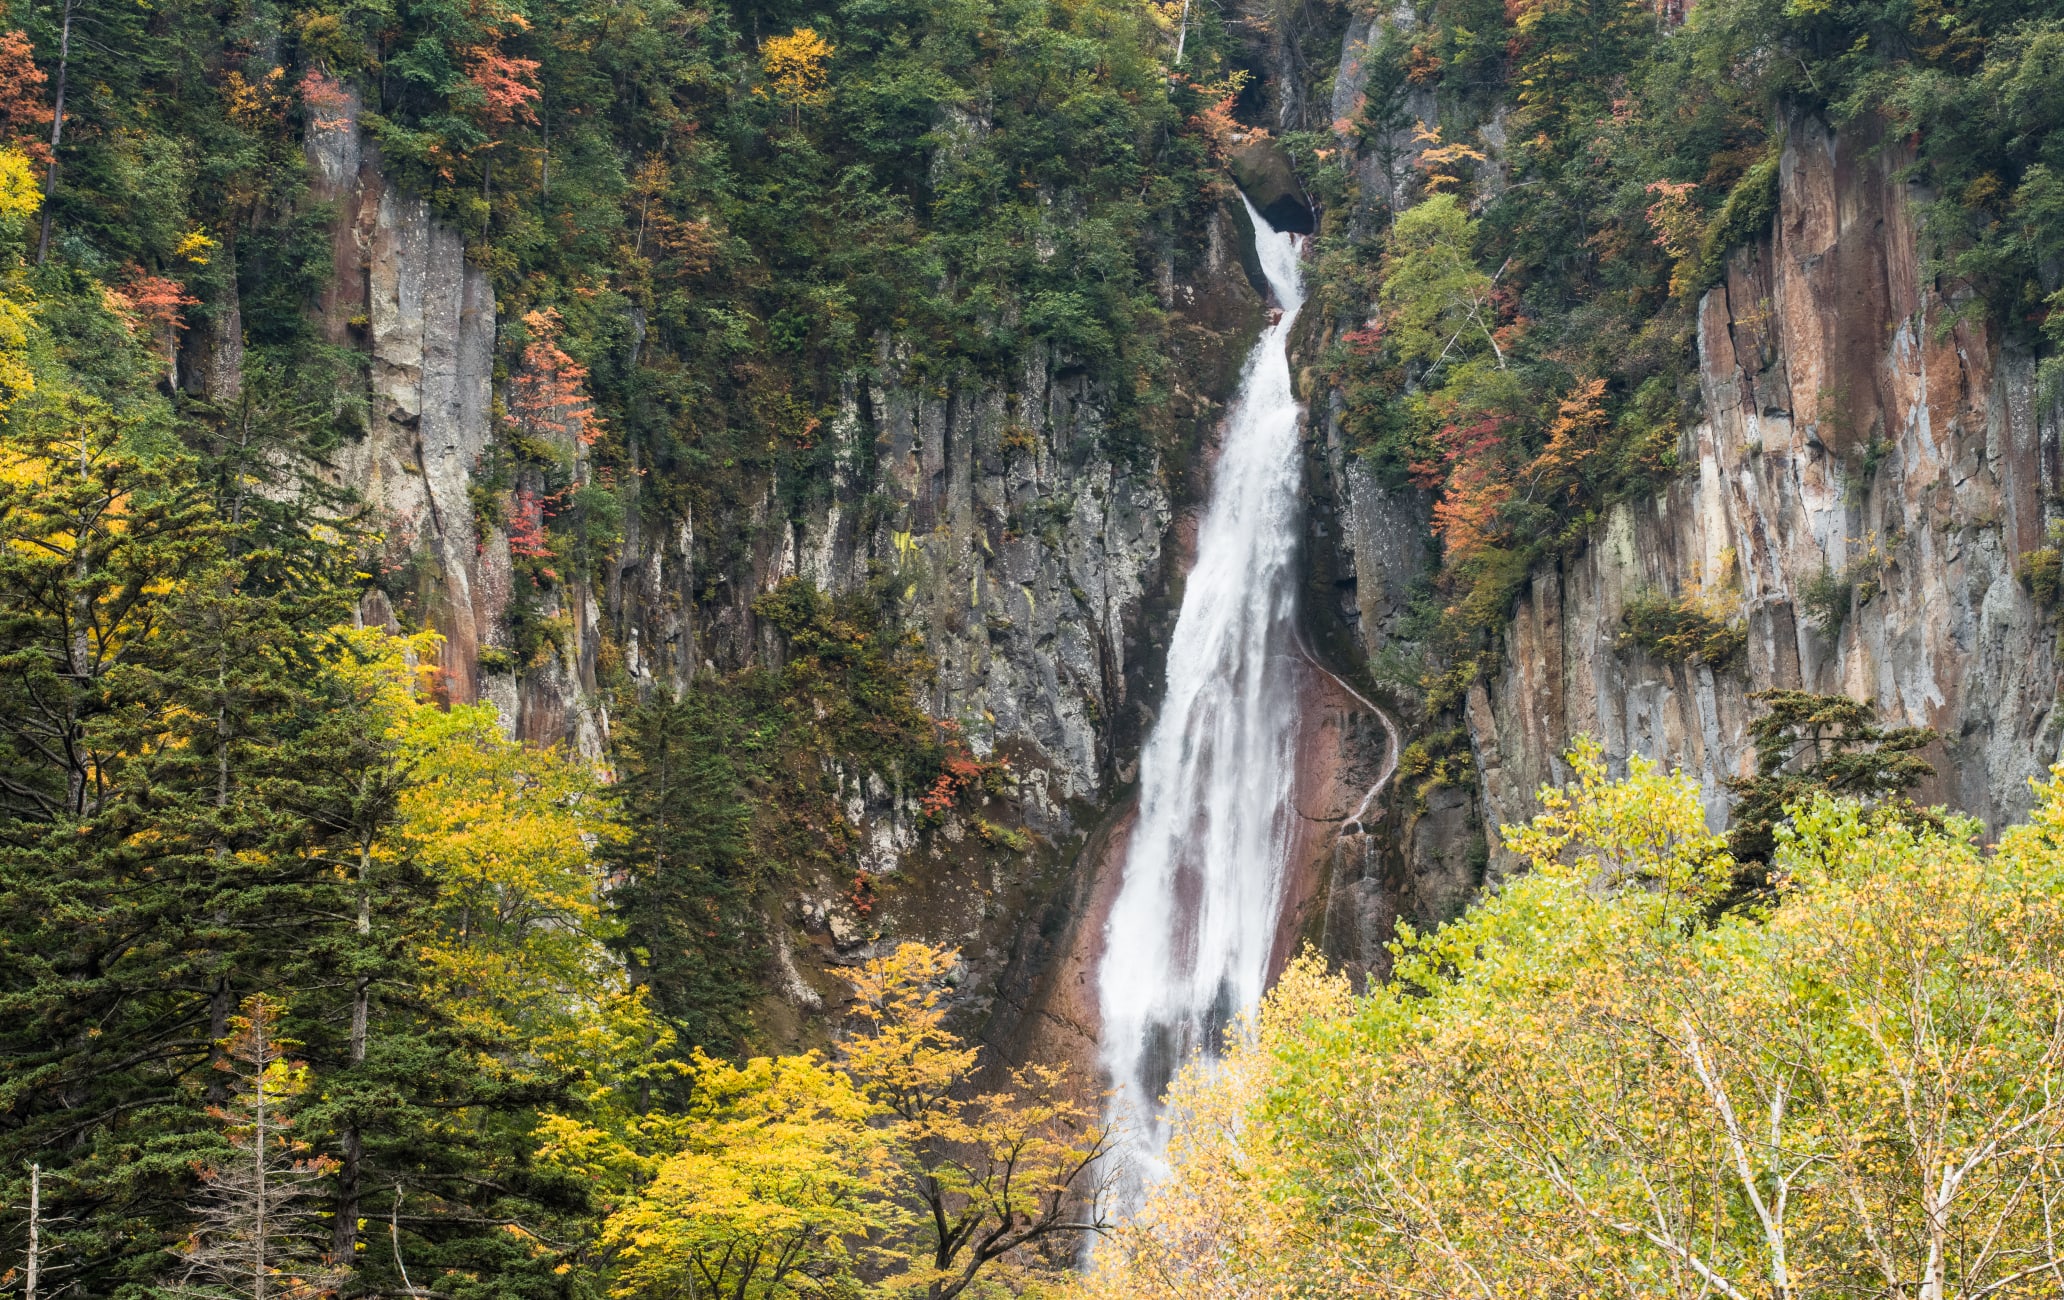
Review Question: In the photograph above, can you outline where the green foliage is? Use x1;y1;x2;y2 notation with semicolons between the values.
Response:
604;684;767;1066
2025;544;2063;609
1724;687;1937;874
1798;560;1855;632
1394;726;1474;805
1377;193;1501;372
1082;744;2064;1299
1313;0;2064;716
1617;588;1747;666
604;578;960;1064
0;257;626;1300
2018;521;2064;611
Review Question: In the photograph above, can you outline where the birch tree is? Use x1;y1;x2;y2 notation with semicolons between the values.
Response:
1076;744;2064;1299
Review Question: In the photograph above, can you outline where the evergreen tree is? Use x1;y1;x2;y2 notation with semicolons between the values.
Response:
603;686;763;1071
1724;689;1938;880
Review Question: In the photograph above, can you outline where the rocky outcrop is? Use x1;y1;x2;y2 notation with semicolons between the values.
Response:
1303;416;1483;973
1229;139;1314;235
1468;112;2064;862
1301;9;2064;958
292;94;1266;1044
300;90;1261;799
306;95;507;717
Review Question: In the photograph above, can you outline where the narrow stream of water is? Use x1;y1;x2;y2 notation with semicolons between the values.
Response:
1096;195;1308;1194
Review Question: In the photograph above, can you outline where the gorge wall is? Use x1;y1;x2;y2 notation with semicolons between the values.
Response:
1309;19;2064;940
1471;111;2063;865
297;94;1266;1040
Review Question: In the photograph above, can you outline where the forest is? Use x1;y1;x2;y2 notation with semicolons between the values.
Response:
7;0;2064;1292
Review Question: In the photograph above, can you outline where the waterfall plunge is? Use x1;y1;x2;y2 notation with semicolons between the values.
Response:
1096;196;1308;1193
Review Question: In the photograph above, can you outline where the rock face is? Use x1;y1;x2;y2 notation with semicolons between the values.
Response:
300;93;1260;796
1306;4;2064;968
1229;139;1315;235
1470;112;2063;864
1310;91;2064;894
291;96;1265;1042
307;95;512;721
1303;385;1485;974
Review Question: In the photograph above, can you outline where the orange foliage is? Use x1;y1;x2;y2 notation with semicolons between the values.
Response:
1185;93;1242;164
1643;179;1700;260
298;69;354;131
1424;410;1516;565
917;727;1008;824
1523;377;1608;503
105;271;198;336
649;213;716;277
463;42;541;129
627;157;717;277
1413;124;1487;194
505;486;554;559
0;31;53;166
1404;43;1443;86
1432;461;1513;568
509;309;603;447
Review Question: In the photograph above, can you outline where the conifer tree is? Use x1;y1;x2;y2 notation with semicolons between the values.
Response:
603;687;762;1070
171;997;346;1300
1724;689;1938;878
0;360;381;1294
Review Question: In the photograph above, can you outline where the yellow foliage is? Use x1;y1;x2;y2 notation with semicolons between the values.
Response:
1499;733;1732;913
1078;747;2064;1297
1080;952;1352;1298
598;941;1111;1297
761;27;834;113
0;146;38;230
332;628;671;1104
600;1051;899;1299
174;227;218;265
0;146;39;414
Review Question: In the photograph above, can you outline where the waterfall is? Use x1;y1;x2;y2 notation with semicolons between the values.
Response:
1096;195;1308;1191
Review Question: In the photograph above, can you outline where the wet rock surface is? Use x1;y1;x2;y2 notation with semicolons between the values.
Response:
1229;138;1315;235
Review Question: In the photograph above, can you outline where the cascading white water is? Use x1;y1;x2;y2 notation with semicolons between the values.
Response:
1096;195;1308;1192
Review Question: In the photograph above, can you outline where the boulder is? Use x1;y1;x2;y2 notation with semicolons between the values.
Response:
1228;138;1314;234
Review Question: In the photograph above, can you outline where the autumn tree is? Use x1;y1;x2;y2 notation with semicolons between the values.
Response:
0;34;51;165
599;1052;898;1300
1076;743;2064;1299
597;943;1110;1299
760;28;834;124
0;145;40;415
1076;953;1351;1299
310;629;666;1291
509;308;600;448
170;997;347;1300
841;943;1113;1298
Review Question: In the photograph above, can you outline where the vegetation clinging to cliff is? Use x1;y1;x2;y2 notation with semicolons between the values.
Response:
0;0;1237;1274
1311;0;2064;698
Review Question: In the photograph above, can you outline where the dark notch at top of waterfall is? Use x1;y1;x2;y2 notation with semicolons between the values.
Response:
1228;137;1314;235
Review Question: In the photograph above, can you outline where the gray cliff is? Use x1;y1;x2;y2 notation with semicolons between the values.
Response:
292;95;1264;1037
1309;13;2064;933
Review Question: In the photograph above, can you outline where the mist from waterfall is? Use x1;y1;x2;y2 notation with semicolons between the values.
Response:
1096;194;1308;1197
